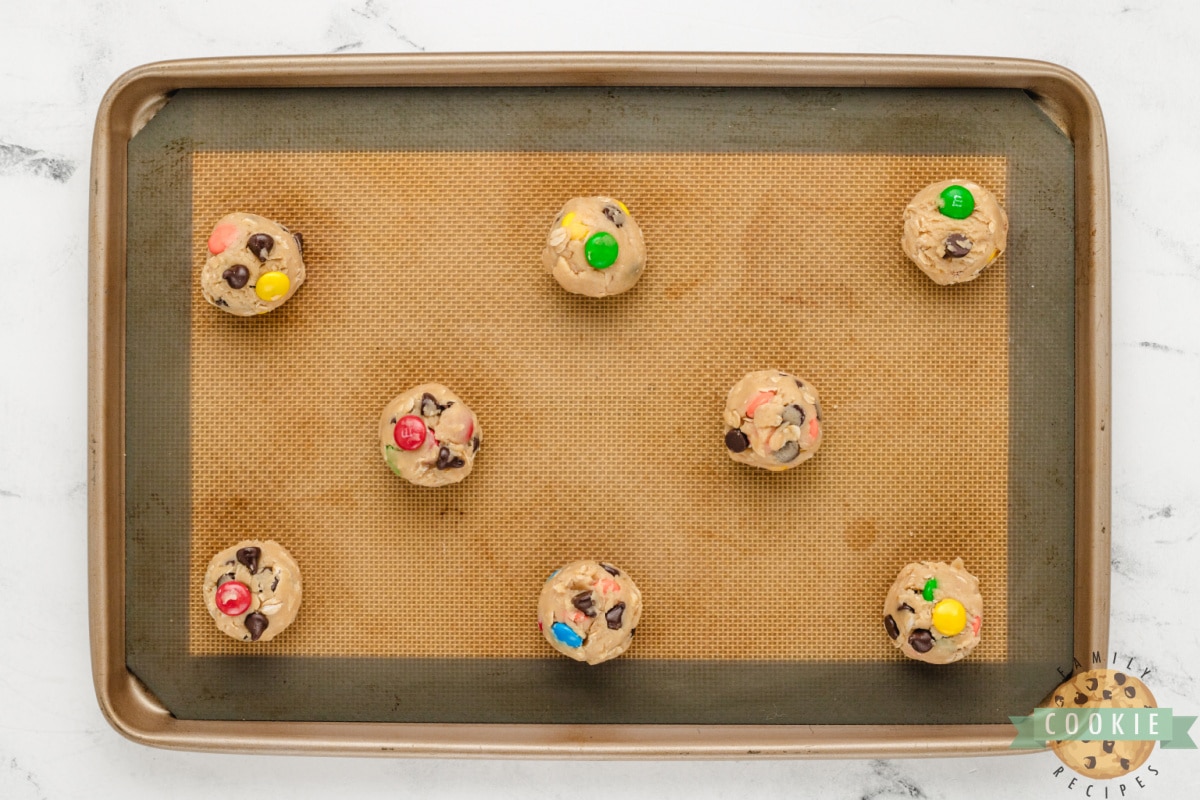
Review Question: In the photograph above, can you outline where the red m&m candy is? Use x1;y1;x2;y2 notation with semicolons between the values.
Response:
215;580;252;616
393;415;427;451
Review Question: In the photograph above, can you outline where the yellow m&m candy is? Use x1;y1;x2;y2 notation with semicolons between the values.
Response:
931;598;967;637
255;271;291;302
560;211;589;241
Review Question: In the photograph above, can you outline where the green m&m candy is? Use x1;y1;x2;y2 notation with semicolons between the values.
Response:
922;577;938;602
584;231;619;269
938;185;975;219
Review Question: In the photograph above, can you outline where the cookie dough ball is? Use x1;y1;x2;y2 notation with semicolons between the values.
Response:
201;212;306;315
1048;670;1157;779
722;370;823;471
542;196;646;297
883;558;982;664
901;180;1008;285
379;383;481;488
538;560;642;665
202;540;302;643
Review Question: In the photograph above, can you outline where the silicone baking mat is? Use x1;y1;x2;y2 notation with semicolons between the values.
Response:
124;86;1074;724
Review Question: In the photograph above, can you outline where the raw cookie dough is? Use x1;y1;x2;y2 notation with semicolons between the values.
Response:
542;196;646;297
379;383;481;488
1047;669;1157;779
901;180;1008;285
538;560;642;665
202;540;302;643
722;370;823;471
883;558;983;664
200;212;306;315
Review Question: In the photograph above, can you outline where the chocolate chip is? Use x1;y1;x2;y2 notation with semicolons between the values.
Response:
815;403;822;422
600;563;620;577
1102;689;1112;700
908;629;934;653
390;417;398;425
572;591;596;617
271;573;279;592
293;232;304;254
630;626;636;636
1086;677;1098;691
606;602;626;630
724;429;749;453
246;233;274;261
244;612;268;641
1075;691;1088;705
781;404;806;425
216;571;236;586
1124;686;1136;699
898;602;915;614
222;264;250;289
215;297;229;307
1084;756;1096;769
1102;740;1115;754
436;445;464;470
943;233;972;259
601;205;626;227
794;378;804;388
472;435;480;453
774;441;800;462
236;546;261;574
884;614;899;639
1114;672;1127;685
420;393;441;417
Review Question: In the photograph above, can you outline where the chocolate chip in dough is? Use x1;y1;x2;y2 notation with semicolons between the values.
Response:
908;629;934;653
215;297;229;307
472;435;480;453
943;233;972;259
781;404;806;425
244;612;269;641
293;232;304;254
724;429;749;453
436;446;464;470
216;572;236;587
222;264;250;289
884;614;899;640
898;602;915;614
572;591;596;617
605;602;626;630
600;563;620;577
246;233;274;261
601;205;626;227
236;546;261;574
270;573;279;592
421;393;441;417
773;441;800;462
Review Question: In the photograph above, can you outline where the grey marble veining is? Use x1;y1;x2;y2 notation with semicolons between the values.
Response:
2;1;1198;797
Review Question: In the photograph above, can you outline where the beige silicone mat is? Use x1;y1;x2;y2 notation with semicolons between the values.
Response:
186;149;1008;662
122;84;1077;725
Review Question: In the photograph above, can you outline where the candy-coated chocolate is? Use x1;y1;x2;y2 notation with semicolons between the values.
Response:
931;598;967;636
938;185;975;220
584;231;619;269
744;390;777;419
616;200;630;215
255;271;291;302
922;577;938;602
393;415;427;451
561;211;589;241
207;223;239;255
215;580;252;616
551;621;583;648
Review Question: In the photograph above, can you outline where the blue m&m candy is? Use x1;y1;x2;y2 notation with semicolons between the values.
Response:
551;622;583;648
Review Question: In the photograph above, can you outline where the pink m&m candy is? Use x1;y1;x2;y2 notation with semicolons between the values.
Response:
215;580;252;616
393;415;427;451
207;222;240;255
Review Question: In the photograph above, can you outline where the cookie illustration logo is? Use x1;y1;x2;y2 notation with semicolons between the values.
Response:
1010;665;1196;786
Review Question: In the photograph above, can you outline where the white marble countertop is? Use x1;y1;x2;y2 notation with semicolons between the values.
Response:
2;1;1197;797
